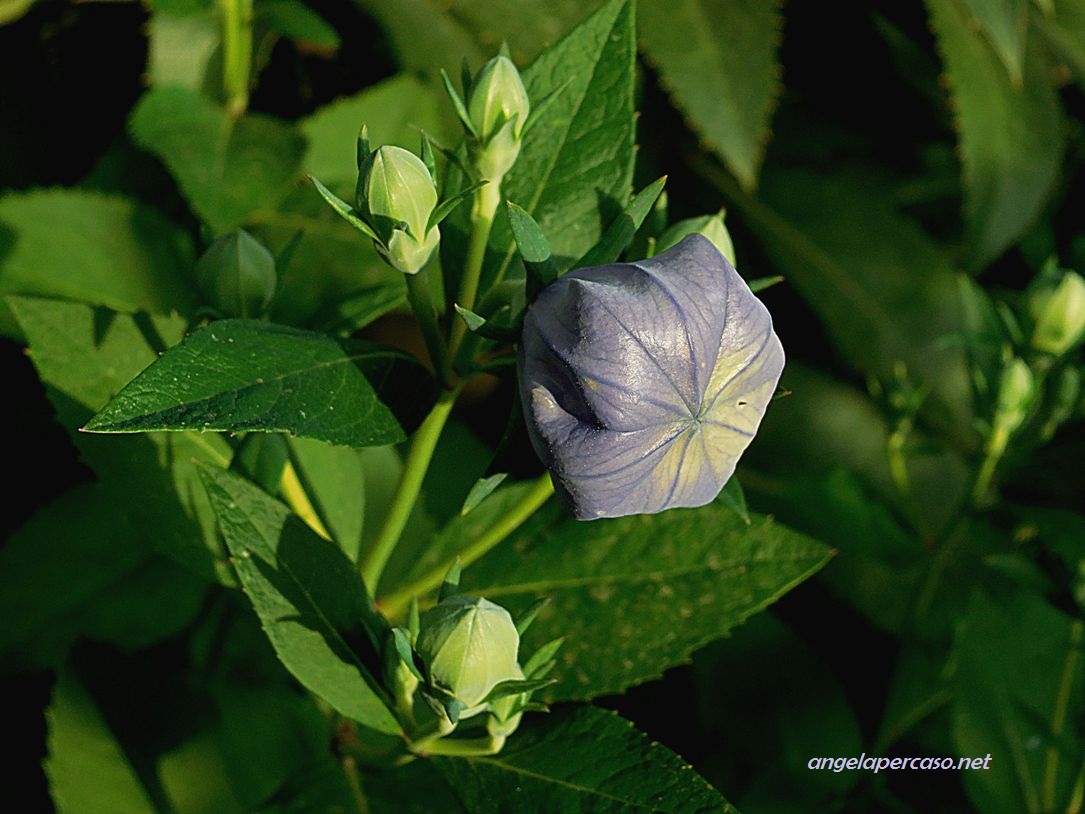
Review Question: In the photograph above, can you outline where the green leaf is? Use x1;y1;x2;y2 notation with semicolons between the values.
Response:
129;86;307;233
927;0;1063;268
0;0;36;25
199;465;403;736
639;0;783;190
45;671;158;814
952;590;1084;814
506;201;557;297
433;706;739;813
0;189;195;337
299;75;444;190
462;502;832;701
85;319;434;448
961;0;1028;84
0;485;204;672
286;436;365;562
308;175;380;240
9;296;234;583
444;0;636;296
259;0;340;48
461;473;509;515
717;476;750;525
147;6;219;91
1035;0;1085;90
716;169;975;444
573;175;667;268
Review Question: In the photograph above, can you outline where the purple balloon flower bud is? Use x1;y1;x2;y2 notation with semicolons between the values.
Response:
519;234;785;520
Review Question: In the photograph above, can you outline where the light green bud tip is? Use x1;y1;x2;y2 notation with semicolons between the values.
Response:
656;211;736;266
1030;271;1085;356
195;229;277;318
358;145;439;275
995;357;1035;433
416;595;521;717
468;55;529;181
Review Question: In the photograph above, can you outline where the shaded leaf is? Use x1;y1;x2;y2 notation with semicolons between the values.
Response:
433;706;738;813
287;436;366;562
199;465;402;736
0;189;195;337
462;501;832;700
639;0;783;190
129;86;307;233
928;0;1062;268
45;671;157;814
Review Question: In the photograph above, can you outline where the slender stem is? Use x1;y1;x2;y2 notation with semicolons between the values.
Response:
405;268;449;386
219;0;253;118
449;182;502;358
972;424;1009;505
1043;619;1084;811
361;385;462;593
280;459;333;542
339;756;370;814
380;473;554;617
419;733;505;757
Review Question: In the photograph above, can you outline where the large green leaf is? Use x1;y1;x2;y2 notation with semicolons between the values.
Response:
1035;0;1085;90
461;500;832;701
0;484;205;672
433;706;738;813
85;319;433;448
927;0;1062;268
639;0;782;190
129;86;307;233
962;0;1028;83
716;169;975;444
9;296;233;582
45;671;157;814
952;590;1084;814
199;465;402;736
0;189;195;337
443;0;637;295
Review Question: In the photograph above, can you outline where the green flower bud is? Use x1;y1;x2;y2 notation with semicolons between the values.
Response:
994;357;1035;435
416;595;521;719
1030;271;1085;356
195;229;277;318
656;211;736;266
357;145;440;275
467;55;530;180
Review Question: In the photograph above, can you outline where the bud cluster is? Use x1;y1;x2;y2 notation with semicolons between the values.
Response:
384;563;560;755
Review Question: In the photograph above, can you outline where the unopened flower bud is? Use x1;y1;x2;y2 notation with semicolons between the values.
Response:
519;234;784;520
195;229;277;318
656;211;736;267
416;595;521;719
994;358;1035;435
356;145;440;275
467;55;530;180
1030;271;1085;356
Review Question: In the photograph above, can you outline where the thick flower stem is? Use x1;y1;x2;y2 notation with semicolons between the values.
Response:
379;473;554;617
219;0;253;118
405;268;449;386
449;181;503;359
361;385;463;594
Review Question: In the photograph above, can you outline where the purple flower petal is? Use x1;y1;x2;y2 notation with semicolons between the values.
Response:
519;234;785;520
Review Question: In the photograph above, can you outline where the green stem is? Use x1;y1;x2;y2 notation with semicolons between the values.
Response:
380;473;554;617
219;0;253;118
339;756;370;814
1043;619;1084;811
405;268;449;386
972;424;1009;505
449;182;502;359
361;385;462;594
418;733;506;757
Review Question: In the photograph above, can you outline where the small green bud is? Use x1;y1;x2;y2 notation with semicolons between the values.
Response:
1030;271;1085;356
357;145;440;275
1041;366;1081;441
994;357;1035;435
416;595;521;719
467;55;530;180
195;229;277;318
656;211;736;266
